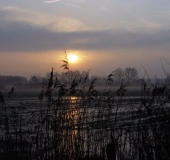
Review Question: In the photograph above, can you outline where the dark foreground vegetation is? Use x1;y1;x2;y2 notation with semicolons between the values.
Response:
0;54;170;160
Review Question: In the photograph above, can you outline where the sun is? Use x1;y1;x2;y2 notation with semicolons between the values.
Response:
68;54;78;63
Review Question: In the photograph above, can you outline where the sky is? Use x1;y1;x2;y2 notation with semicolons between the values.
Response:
0;0;170;79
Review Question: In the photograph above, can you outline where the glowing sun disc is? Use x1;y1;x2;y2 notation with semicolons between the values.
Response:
68;55;78;63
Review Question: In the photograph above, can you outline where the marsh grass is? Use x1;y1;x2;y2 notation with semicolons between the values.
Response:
0;53;170;160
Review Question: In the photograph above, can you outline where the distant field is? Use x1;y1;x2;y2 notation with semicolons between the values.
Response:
95;86;142;96
1;86;142;98
1;88;41;98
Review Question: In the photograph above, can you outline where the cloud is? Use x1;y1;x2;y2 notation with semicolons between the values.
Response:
1;6;170;53
44;0;60;3
0;6;17;10
1;17;170;53
0;6;88;32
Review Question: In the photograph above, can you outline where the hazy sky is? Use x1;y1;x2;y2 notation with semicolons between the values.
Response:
0;0;170;78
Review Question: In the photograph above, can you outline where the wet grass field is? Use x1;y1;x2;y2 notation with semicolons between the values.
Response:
0;83;170;160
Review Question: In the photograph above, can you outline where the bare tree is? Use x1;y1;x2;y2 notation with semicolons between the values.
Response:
112;68;124;82
124;67;138;81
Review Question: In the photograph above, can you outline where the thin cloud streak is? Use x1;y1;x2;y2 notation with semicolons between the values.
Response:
44;0;60;3
0;6;88;32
